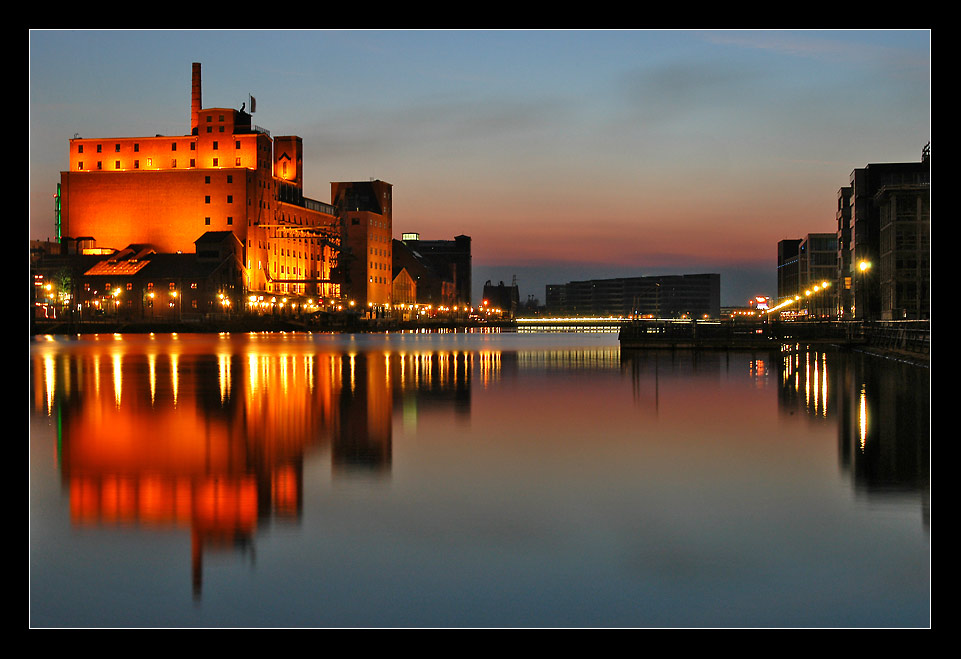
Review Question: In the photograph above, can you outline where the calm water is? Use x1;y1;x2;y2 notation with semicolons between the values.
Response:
29;331;930;628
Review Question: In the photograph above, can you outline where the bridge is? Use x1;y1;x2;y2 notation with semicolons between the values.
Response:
515;317;625;333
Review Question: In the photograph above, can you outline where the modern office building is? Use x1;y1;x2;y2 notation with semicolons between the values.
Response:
545;273;720;318
778;234;837;318
57;63;343;304
777;239;802;306
840;145;930;320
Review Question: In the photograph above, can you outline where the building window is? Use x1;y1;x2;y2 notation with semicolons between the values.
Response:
169;282;176;291
236;157;241;166
190;159;195;167
147;158;152;167
172;159;177;168
227;217;233;225
207;115;212;122
97;161;102;170
115;144;120;152
212;158;218;167
115;161;120;169
206;126;212;133
78;162;83;170
205;176;210;184
219;126;224;132
213;141;218;150
172;143;177;151
205;217;211;225
78;144;83;153
134;144;139;152
96;144;102;153
205;196;211;204
227;175;232;183
235;141;241;149
190;142;195;151
134;160;139;169
126;283;133;290
227;195;233;203
219;114;224;121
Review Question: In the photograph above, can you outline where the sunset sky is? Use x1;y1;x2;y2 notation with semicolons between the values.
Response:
28;29;930;305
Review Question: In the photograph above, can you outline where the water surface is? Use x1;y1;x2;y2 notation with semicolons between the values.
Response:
29;331;929;627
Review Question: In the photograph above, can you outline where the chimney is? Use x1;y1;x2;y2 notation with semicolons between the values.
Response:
191;62;202;135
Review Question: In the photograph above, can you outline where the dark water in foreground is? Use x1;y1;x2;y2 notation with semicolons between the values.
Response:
29;331;929;628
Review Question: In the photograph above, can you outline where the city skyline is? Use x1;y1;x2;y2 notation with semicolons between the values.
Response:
28;29;931;306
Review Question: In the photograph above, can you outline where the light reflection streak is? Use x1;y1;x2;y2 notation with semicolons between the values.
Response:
148;353;157;405
112;352;123;408
859;384;868;452
218;353;231;403
170;353;179;407
44;354;55;416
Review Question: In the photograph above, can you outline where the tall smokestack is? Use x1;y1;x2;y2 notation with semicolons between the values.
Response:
191;62;202;135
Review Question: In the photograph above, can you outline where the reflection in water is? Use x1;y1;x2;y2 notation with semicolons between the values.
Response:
31;334;929;615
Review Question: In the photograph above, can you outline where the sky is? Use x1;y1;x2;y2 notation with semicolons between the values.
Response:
28;29;930;306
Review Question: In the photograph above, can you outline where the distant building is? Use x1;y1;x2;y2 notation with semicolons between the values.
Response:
398;234;472;308
392;238;455;311
840;145;930;320
545;274;720;319
481;279;520;319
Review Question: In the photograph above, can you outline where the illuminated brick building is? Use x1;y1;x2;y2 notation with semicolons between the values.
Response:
58;63;341;304
331;180;393;315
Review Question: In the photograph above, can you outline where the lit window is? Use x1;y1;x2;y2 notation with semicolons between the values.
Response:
236;157;241;166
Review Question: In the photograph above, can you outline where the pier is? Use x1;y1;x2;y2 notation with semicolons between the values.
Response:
618;318;929;361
